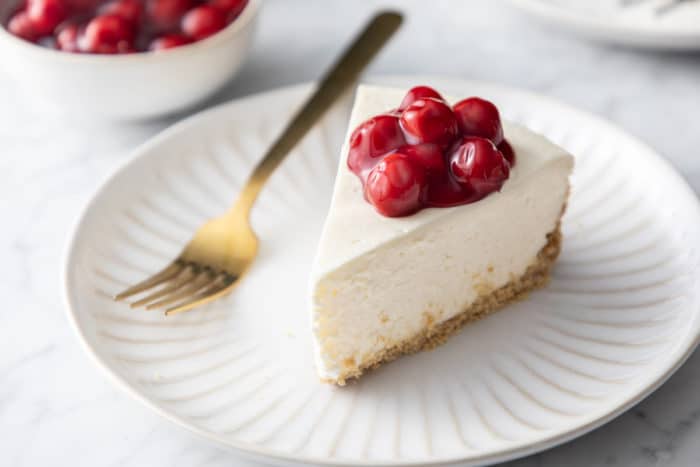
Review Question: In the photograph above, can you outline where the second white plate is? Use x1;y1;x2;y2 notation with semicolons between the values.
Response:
65;76;700;466
507;0;700;50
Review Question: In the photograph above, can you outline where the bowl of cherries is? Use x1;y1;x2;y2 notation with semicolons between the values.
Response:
0;0;259;120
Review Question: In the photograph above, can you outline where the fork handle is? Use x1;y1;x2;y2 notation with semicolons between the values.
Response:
230;11;403;215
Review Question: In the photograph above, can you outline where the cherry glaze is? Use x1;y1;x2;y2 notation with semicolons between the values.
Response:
497;140;516;166
3;0;248;53
348;86;515;217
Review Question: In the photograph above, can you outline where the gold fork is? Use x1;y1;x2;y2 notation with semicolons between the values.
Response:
115;11;403;315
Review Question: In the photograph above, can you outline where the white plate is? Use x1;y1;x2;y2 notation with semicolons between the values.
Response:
507;0;700;50
64;76;700;466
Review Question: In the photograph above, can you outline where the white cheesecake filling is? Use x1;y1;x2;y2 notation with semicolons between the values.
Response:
310;85;573;381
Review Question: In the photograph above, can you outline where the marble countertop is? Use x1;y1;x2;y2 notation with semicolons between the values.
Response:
3;0;700;466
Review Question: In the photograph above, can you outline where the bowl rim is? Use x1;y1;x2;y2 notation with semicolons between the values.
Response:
0;0;260;63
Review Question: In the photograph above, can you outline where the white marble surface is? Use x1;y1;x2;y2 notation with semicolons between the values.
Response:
2;0;700;465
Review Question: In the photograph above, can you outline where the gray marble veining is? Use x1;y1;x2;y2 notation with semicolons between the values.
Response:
2;0;700;466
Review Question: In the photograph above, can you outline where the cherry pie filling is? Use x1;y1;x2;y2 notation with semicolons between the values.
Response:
4;0;248;53
348;86;515;217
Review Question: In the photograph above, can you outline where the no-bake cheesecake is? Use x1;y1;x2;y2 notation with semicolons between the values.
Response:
310;85;573;384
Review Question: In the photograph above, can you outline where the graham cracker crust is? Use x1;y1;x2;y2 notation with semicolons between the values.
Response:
328;223;563;386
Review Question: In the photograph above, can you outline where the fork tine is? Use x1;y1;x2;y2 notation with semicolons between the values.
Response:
129;266;196;308
114;262;184;300
165;274;237;315
144;270;217;310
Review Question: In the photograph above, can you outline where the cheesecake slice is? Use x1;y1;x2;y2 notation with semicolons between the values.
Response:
310;85;573;384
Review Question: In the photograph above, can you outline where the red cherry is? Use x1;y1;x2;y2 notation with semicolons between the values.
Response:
399;143;445;175
26;0;67;35
452;97;504;145
398;85;444;111
498;140;515;166
148;33;191;50
81;14;134;53
7;11;40;42
347;114;406;176
56;22;81;51
147;0;193;31
449;137;510;196
344;87;516;216
182;5;227;40
400;98;459;147
209;0;247;19
365;152;427;217
100;0;142;25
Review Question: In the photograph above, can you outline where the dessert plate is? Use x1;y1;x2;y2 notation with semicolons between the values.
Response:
506;0;700;50
64;76;700;466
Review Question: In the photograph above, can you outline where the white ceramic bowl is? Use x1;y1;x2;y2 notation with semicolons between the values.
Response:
0;0;259;121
